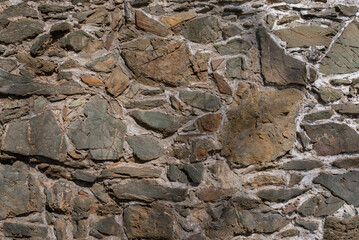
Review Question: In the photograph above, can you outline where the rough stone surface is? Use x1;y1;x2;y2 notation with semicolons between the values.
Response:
126;135;164;161
257;188;308;202
105;67;130;96
282;160;323;171
136;10;170;37
179;90;222;112
297;195;344;217
0;19;44;44
324;216;359;239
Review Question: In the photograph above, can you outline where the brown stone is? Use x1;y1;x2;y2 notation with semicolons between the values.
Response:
221;84;303;167
16;53;56;76
191;138;218;162
213;72;232;95
197;187;236;202
332;157;359;169
81;75;104;86
160;11;197;28
245;174;285;188
135;10;170;37
197;113;222;132
324;216;359;239
105;67;130;97
332;103;359;117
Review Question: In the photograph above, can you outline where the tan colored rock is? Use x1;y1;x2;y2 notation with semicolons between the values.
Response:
245;174;286;188
213;72;232;95
105;67;130;97
160;11;197;28
81;75;104;86
135;10;170;37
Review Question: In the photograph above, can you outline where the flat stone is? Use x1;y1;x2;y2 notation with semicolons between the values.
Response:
105;67;130;96
67;97;126;160
16;53;57;76
197;113;222;132
160;11;197;28
197;187;236;202
124;204;173;239
332;157;359;169
131;0;152;7
121;38;151;50
45;179;72;214
320;21;359;75
173;16;220;44
336;4;358;16
303;123;359;156
245;174;285;188
257;188;308;202
2;110;68;161
3;222;49;238
304;110;334;122
316;87;343;103
324;216;359;239
130;110;190;136
332;103;359;117
257;27;307;86
313;171;359;207
38;4;73;14
50;22;72;38
93;216;122;236
0;162;42;220
30;34;52;56
101;162;162;178
213;72;232;95
215;38;251;55
60;30;92;52
108;179;187;202
221;85;303;167
74;170;97;183
226;56;248;79
126;135;164;161
297;195;344;217
282;160;323;171
123;99;167;109
274;25;336;47
85;8;109;25
0;2;38;19
183;163;203;184
81;75;104;86
179;90;222;112
0;58;16;72
295;219;319;232
135;10;169;37
168;164;188;183
86;53;118;72
0;19;44;44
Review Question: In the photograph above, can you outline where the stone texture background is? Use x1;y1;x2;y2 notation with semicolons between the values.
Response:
0;0;358;239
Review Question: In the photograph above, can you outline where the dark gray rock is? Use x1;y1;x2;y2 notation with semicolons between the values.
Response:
332;157;359;169
313;171;359;207
297;195;344;217
45;179;73;214
38;4;74;14
60;30;92;52
304;110;334;122
0;19;44;44
126;135;164;161
108;179;188;202
257;188;308;202
0;2;38;19
68;97;126;160
226;56;248;79
50;22;72;39
168;164;188;183
74;170;97;183
93;216;123;236
332;103;359;117
295;219;319;232
30;34;52;56
324;216;359;239
101;163;162;179
179;90;222;112
282;160;323;171
3;222;49;238
214;38;251;55
183;163;204;184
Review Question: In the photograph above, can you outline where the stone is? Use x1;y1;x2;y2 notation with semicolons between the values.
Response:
191;138;217;162
316;87;343;103
323;216;359;239
226;56;248;79
108;179;187;202
297;195;344;217
93;216;122;236
50;22;72;39
101;162;162;178
105;67;130;96
336;4;358;16
332;157;359;169
0;2;38;19
131;0;152;7
282;160;323;171
245;174;285;188
213;72;232;95
72;192;91;221
60;30;92;52
55;219;69;240
2;110;67;161
16;53;57;76
81;75;104;86
295;219;319;232
0;162;42;220
38;4;73;14
197;187;235;202
313;171;359;207
274;25;336;47
86;54;118;72
179;90;222;112
122;41;195;87
332;103;359;117
279;229;299;238
215;38;251;55
3;222;49;238
160;11;197;28
126;135;164;161
74;170;97;183
197;113;222;132
320;21;359;75
0;19;44;44
257;188;308;202
30;34;52;56
135;10;169;37
124;204;173;239
45;179;72;214
303;123;359;156
222;24;241;39
85;8;109;25
221;85;303;167
121;38;151;50
67;97;126;160
130;110;190;136
304;110;334;122
183;163;204;184
168;164;188;183
0;58;16;72
173;16;220;44
257;27;307;86
124;99;167;109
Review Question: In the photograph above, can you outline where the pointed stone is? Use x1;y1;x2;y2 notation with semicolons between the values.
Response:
135;10;169;37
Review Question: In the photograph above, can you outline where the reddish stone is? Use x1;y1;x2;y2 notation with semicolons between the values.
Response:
197;113;222;132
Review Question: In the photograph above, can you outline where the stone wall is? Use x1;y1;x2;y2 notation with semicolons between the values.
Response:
0;0;358;239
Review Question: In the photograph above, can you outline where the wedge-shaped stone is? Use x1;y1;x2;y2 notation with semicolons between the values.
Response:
0;19;44;44
101;162;162;178
257;188;308;202
135;10;169;37
126;135;164;161
179;90;222;112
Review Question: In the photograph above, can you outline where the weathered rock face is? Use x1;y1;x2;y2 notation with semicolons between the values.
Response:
221;85;303;167
0;19;44;44
324;216;359;239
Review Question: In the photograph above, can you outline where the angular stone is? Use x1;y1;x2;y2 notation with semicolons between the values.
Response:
72;192;91;220
105;67;130;96
124;204;173;239
226;56;248;79
179;90;222;112
121;38;151;50
215;38;251;55
45;179;72;214
74;170;97;183
197;113;222;132
0;2;38;19
85;8;109;25
282;160;323;171
213;72;232;95
160;11;197;28
101;162;162;178
130;110;190;136
30;34;52;56
191;138;217;162
317;87;343;103
183;163;203;184
332;157;359;169
332;103;359;117
324;216;359;239
2;110;68;161
295;219;319;232
303;123;359;156
131;0;152;7
168;164;188;183
135;10;169;37
313;171;359;207
274;25;336;47
173;16;220;44
336;4;358;16
257;27;307;86
245;174;285;188
0;162;42;220
122;41;195;87
81;75;104;86
67;97;126;160
16;53;57;76
257;188;308;202
38;4;73;14
93;216;122;236
197;187;236;202
0;19;44;44
108;179;187;202
126;135;164;161
86;54;118;72
304;110;334;122
60;30;92;52
320;21;359;75
3;222;49;238
124;99;167;109
50;22;72;38
297;195;344;217
0;58;16;72
221;85;303;167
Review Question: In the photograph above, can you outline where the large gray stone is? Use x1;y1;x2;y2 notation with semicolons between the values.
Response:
332;103;359;117
93;216;123;236
226;56;248;79
214;38;251;55
0;2;38;19
179;90;222;112
101;162;162;178
257;188;308;202
60;30;92;52
126;135;164;161
68;97;126;160
3;222;49;239
0;19;44;44
297;195;344;217
282;160;323;171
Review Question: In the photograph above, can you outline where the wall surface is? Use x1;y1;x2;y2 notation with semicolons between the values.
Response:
0;0;358;239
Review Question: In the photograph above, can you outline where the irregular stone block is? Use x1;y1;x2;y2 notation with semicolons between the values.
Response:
101;162;162;178
282;160;323;171
0;19;44;44
105;67;130;97
179;90;222;112
135;10;169;37
257;188;308;202
3;222;49;238
324;216;359;239
126;135;164;161
160;11;197;28
332;103;359;117
60;30;92;52
215;38;251;55
297;195;344;217
86;53;118;72
45;179;73;214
